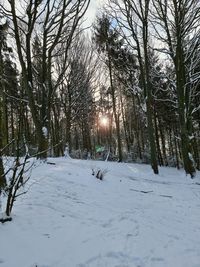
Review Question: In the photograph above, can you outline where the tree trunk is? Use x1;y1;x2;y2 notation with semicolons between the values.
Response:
146;97;159;174
173;126;180;169
159;119;168;166
0;105;6;191
36;128;48;159
143;23;159;174
107;52;122;162
120;95;130;153
154;112;163;166
175;40;196;177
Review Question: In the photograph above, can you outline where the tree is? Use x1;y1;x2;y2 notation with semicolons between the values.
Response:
105;0;159;173
152;0;200;177
2;0;90;159
53;32;96;154
0;20;9;192
93;15;123;162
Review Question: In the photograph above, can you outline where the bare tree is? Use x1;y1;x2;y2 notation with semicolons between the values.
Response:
105;0;159;173
0;20;10;192
1;0;90;159
151;0;200;177
58;33;98;154
0;138;32;223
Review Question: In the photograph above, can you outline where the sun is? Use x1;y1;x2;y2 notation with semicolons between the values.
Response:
99;116;109;127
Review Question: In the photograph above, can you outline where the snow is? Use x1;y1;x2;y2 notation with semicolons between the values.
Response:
42;127;48;138
0;158;200;267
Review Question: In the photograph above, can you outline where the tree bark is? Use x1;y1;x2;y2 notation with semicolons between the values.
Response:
0;105;6;191
107;51;123;162
175;39;196;177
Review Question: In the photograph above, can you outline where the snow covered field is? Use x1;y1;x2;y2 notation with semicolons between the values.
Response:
0;158;200;267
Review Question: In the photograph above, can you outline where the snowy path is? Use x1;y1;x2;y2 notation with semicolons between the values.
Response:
0;158;200;267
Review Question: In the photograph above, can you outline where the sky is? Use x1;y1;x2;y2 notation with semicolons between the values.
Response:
1;0;104;32
84;0;105;29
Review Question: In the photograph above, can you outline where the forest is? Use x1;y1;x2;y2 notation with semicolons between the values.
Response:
0;0;200;193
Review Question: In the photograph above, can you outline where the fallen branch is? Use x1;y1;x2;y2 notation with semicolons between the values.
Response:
47;162;56;165
130;188;173;198
159;194;173;198
130;189;153;194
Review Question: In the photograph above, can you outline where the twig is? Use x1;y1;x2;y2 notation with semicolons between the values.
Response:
159;194;173;198
0;139;15;154
130;189;153;194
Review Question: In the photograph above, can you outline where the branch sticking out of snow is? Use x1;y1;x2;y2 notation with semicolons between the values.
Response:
0;212;12;223
92;168;108;181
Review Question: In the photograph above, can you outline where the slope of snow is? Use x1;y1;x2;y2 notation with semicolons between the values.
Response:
0;158;200;267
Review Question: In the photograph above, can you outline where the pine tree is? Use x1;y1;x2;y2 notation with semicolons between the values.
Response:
93;15;123;161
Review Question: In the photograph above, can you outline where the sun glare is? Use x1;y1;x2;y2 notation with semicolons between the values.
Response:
100;116;109;127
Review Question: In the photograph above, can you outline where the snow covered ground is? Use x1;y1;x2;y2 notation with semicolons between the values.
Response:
0;158;200;267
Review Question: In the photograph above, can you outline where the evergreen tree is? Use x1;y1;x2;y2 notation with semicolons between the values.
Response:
93;15;123;161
